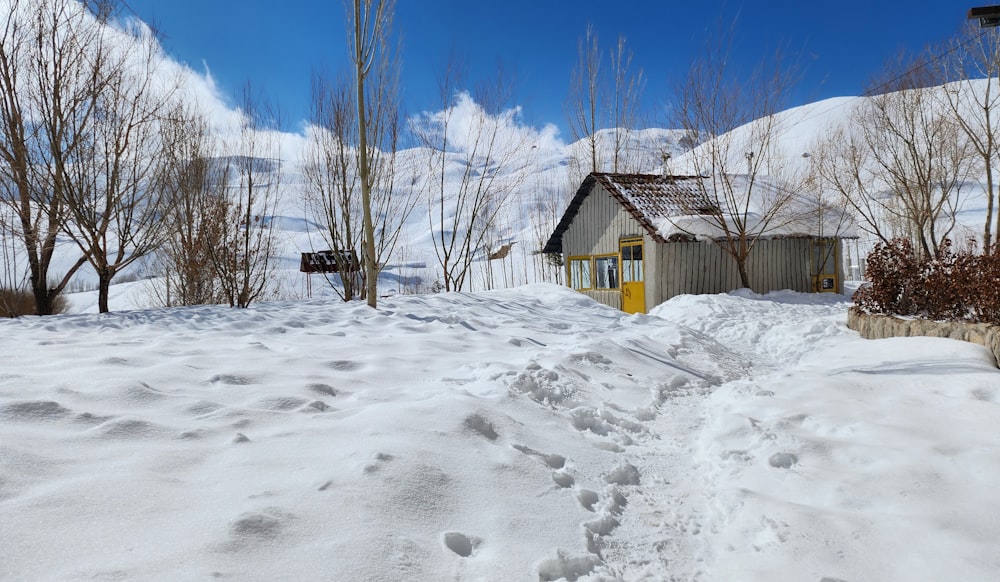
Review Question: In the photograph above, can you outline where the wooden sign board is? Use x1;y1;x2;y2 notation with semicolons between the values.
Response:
300;250;360;273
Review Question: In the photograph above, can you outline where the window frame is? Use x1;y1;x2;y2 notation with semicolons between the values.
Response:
567;256;593;290
620;237;644;283
593;253;620;290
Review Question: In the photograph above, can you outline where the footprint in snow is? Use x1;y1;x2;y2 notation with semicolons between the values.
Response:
0;400;72;421
537;550;598;582
442;531;480;557
604;463;640;486
301;400;333;412
307;383;339;397
511;443;565;469
326;360;362;371
208;374;254;386
577;489;599;512
552;471;575;488
463;413;498;441
769;452;798;469
363;452;395;474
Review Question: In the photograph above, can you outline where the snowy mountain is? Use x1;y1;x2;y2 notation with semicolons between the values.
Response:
12;73;1000;314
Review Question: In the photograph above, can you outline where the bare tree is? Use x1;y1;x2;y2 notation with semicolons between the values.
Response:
811;124;902;248
209;87;282;308
669;21;801;288
305;52;413;301
59;21;180;313
348;0;399;308
566;24;602;180
526;172;566;284
304;74;365;300
0;203;22;301
565;25;645;184
608;33;645;173
943;24;1000;253
154;104;228;307
814;60;975;260
411;59;535;292
0;0;107;315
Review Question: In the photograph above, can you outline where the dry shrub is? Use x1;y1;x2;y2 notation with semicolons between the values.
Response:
854;238;1000;325
853;238;920;317
968;249;1000;324
0;288;69;317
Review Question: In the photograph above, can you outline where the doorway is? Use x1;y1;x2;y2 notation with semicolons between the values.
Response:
620;237;645;313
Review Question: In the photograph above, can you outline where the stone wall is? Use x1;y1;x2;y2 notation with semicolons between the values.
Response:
847;308;1000;367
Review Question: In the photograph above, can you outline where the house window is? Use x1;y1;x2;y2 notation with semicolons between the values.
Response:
621;239;644;283
568;257;592;290
594;255;619;289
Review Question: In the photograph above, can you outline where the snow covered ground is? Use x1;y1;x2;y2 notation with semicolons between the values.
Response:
2;284;999;581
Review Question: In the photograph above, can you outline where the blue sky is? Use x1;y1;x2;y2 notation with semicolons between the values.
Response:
122;1;976;137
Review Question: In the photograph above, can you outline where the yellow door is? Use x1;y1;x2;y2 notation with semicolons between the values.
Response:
811;238;839;293
620;238;645;314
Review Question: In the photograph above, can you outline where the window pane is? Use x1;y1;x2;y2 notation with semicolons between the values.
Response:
622;244;644;282
595;256;618;289
569;259;591;289
570;258;593;290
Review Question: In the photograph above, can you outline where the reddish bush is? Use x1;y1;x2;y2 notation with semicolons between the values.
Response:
854;239;1000;326
853;238;920;317
968;249;1000;324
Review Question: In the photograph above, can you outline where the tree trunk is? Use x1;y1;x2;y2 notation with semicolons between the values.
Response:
32;285;53;316
97;268;114;313
737;260;751;290
985;163;995;256
992;160;1000;253
355;0;378;309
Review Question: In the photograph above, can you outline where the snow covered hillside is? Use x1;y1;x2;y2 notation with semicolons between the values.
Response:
3;284;998;580
24;75;1000;312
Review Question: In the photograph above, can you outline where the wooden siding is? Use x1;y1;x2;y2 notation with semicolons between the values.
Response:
561;184;655;311
642;233;658;310
579;290;623;311
562;185;646;257
657;238;840;301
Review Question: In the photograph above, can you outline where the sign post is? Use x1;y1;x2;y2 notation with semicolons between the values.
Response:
300;250;361;297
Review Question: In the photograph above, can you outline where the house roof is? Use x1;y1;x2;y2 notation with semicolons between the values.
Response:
542;173;719;254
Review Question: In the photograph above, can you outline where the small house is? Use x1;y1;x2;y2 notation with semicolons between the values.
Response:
543;173;854;314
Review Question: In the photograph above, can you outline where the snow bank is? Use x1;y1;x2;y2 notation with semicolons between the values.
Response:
3;285;999;580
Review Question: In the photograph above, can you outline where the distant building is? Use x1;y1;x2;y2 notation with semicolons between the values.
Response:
543;173;855;313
